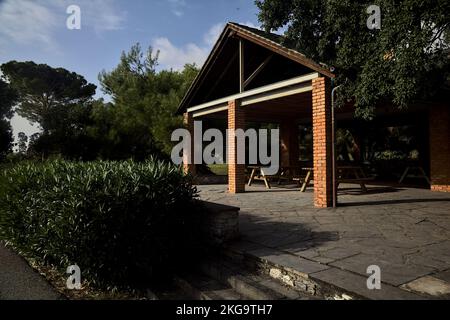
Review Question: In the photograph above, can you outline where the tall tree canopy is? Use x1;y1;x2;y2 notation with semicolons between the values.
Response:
1;61;96;133
0;79;17;158
1;61;97;159
256;0;450;118
96;43;198;159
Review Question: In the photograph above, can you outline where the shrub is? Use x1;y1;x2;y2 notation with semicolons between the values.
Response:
0;159;198;288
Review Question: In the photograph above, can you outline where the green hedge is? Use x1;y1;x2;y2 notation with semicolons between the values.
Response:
0;159;198;288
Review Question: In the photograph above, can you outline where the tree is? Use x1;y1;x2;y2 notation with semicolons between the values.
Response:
1;61;97;159
0;79;17;159
96;43;198;159
0;61;96;134
256;0;450;119
17;132;28;154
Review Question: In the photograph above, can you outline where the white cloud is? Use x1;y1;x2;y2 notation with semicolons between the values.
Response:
152;21;265;71
0;0;59;50
152;22;229;70
0;0;126;51
73;0;126;33
203;22;225;46
168;0;186;17
153;37;209;71
152;23;229;70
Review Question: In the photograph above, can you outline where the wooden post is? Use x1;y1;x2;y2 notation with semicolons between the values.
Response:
239;39;244;93
183;112;196;176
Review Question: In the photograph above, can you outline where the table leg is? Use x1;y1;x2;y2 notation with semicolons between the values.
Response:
300;170;312;192
248;168;256;186
277;169;284;185
360;183;367;193
418;167;431;185
261;169;271;189
353;169;367;192
399;167;410;183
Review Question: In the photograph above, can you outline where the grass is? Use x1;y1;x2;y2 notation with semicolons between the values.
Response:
207;164;228;176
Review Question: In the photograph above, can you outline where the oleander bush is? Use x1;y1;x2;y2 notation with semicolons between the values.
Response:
0;159;198;288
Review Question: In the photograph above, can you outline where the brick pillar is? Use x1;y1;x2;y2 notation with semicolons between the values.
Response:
228;100;246;193
280;121;299;167
183;112;196;176
312;77;332;207
429;104;450;192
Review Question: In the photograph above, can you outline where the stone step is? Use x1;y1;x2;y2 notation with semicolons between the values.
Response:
222;240;424;300
223;242;328;297
198;258;315;300
174;272;245;300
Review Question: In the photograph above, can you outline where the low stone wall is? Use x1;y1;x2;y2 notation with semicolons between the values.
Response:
197;201;239;246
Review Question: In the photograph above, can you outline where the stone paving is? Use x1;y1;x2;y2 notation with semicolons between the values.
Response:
198;183;450;298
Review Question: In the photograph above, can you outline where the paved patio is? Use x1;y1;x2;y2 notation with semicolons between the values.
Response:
198;182;450;298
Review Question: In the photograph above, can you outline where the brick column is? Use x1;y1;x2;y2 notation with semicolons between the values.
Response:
280;121;299;167
429;104;450;192
228;100;246;193
312;77;332;207
183;112;196;176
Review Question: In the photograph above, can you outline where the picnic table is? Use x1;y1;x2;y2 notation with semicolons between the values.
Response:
275;166;313;192
299;165;373;192
247;166;272;189
247;165;373;193
277;166;301;184
398;165;430;184
336;165;373;192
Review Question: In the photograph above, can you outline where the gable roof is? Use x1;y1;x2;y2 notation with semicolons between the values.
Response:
177;22;335;114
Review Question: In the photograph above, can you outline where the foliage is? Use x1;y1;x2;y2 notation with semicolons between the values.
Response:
0;79;17;159
97;43;198;158
17;132;28;154
0;159;198;288
256;0;450;119
1;61;96;133
1;61;98;159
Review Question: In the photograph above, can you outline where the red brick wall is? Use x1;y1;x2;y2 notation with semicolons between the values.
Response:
228;100;246;193
312;77;333;207
183;112;196;176
429;104;450;192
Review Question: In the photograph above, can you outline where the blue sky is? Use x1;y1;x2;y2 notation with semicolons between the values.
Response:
0;0;261;140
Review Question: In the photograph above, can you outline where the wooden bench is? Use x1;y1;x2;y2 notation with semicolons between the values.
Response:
336;166;373;193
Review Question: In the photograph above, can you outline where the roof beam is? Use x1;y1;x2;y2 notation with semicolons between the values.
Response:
193;105;228;118
187;72;319;114
241;82;312;106
244;54;273;89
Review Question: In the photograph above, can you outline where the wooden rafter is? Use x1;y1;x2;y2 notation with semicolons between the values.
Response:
204;51;238;101
243;54;273;89
239;39;245;93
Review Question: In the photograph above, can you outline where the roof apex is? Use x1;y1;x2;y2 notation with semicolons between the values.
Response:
177;21;334;114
